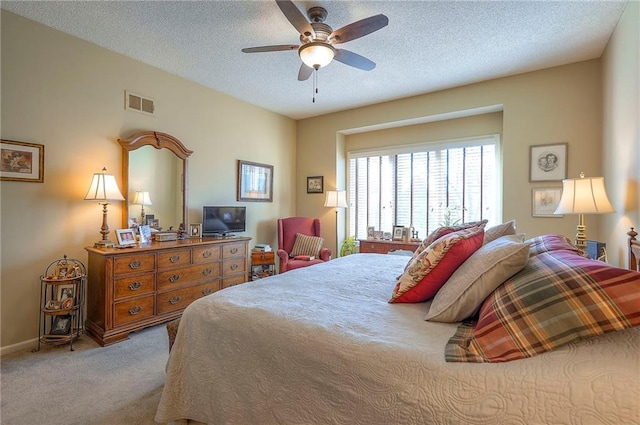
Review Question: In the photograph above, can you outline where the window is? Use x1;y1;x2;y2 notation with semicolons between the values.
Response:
348;135;500;241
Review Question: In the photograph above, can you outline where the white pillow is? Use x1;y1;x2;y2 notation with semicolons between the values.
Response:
425;234;529;323
483;220;516;245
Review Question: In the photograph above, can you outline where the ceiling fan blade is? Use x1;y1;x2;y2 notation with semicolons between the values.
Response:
276;0;315;39
298;63;313;81
330;14;389;44
242;45;299;53
334;49;376;71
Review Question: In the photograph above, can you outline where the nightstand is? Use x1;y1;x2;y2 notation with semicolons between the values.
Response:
251;251;275;280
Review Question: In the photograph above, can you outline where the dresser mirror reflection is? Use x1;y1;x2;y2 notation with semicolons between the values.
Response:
119;131;193;231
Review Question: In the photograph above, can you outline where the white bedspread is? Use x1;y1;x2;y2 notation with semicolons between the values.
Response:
156;254;640;424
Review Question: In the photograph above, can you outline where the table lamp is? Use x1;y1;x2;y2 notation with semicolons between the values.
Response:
132;190;152;225
324;190;348;257
84;167;125;247
554;171;615;256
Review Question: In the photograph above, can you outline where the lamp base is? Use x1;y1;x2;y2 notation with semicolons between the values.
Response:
94;239;116;248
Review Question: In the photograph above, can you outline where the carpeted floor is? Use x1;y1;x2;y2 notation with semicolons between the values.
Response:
1;325;169;425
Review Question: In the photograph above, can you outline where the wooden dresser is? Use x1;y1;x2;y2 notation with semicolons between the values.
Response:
85;236;250;346
358;239;420;254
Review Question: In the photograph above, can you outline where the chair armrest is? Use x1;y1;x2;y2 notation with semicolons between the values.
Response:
277;249;290;261
319;247;332;261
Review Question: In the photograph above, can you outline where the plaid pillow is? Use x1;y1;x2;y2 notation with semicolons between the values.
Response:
446;248;640;362
390;226;485;303
290;233;324;258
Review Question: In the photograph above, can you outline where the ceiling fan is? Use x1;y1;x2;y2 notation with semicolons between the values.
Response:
242;0;389;81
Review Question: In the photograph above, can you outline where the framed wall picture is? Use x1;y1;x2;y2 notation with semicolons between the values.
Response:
306;176;323;193
392;225;405;241
532;188;563;217
237;160;273;202
189;223;202;238
529;143;568;182
0;139;44;182
116;228;137;245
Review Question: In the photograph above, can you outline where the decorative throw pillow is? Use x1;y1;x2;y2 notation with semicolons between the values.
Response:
290;233;324;258
445;248;640;363
526;233;577;256
483;220;516;245
401;220;488;274
390;226;485;303
426;234;529;323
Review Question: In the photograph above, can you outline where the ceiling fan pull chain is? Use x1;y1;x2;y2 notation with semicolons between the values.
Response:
312;69;317;103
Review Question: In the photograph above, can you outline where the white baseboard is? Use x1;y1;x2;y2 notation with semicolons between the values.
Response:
1;337;38;357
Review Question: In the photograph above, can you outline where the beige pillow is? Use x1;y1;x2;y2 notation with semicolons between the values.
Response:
483;220;516;245
425;234;529;322
290;233;324;257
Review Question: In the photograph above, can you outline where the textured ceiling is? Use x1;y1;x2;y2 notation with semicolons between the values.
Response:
1;1;628;120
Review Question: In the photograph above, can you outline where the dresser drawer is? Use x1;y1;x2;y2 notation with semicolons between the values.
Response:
223;243;245;259
114;253;156;275
222;274;246;289
114;273;155;300
193;245;221;264
114;295;155;326
158;248;191;269
157;281;220;314
157;263;220;292
222;258;245;276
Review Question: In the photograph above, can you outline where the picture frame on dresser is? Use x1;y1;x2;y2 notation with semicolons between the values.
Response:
392;226;404;241
116;228;137;245
189;223;202;238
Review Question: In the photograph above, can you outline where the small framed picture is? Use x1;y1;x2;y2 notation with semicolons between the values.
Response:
189;223;202;238
145;214;155;226
306;176;324;194
367;226;375;239
392;226;404;241
57;284;75;304
138;225;152;244
530;143;568;182
116;228;137;245
532;188;563;217
1;139;45;183
50;315;72;335
149;218;160;228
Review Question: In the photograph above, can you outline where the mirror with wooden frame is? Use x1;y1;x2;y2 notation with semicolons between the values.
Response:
118;131;193;231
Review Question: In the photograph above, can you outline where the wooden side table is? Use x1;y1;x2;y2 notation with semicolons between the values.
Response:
251;251;276;280
358;239;420;254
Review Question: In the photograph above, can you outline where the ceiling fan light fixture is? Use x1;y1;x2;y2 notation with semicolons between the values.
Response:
299;42;335;69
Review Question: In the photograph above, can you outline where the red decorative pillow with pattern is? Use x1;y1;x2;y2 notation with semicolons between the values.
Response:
390;226;485;303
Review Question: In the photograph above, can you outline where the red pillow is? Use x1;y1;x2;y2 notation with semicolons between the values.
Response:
390;226;485;303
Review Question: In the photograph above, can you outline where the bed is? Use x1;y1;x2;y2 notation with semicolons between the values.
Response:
156;226;640;425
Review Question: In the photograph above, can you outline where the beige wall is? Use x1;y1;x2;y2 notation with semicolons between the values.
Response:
298;61;605;256
0;11;296;350
602;0;640;268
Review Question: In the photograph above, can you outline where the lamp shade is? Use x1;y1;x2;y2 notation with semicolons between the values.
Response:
324;190;348;208
132;191;152;206
554;173;615;215
84;167;125;202
299;42;335;69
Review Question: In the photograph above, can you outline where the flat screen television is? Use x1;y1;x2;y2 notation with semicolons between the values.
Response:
202;206;246;236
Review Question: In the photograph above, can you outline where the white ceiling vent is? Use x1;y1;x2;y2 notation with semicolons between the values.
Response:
125;91;155;115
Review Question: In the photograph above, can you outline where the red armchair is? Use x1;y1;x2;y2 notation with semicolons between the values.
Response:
277;217;332;273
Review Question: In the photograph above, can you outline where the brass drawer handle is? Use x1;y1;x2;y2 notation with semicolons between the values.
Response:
169;255;180;263
230;264;239;270
230;247;238;254
202;288;213;296
129;260;141;269
202;268;212;276
128;281;142;291
129;305;142;315
169;274;180;283
169;296;181;305
202;250;212;258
